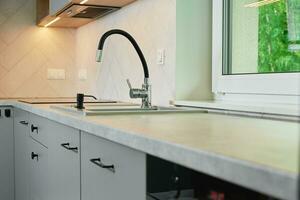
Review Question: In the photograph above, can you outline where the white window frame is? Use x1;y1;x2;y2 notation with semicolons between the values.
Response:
212;0;300;104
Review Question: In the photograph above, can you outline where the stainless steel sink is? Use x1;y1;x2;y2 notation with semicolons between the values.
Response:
51;103;207;116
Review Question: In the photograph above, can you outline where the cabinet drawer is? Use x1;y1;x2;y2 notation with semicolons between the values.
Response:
47;124;80;200
29;139;49;200
48;121;80;153
14;109;30;135
29;114;50;147
30;114;77;148
81;132;146;200
14;109;30;200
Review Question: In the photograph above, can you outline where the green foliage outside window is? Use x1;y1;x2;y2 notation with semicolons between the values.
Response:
258;0;300;73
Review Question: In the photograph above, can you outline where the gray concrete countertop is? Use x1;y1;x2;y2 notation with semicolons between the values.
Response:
1;100;299;200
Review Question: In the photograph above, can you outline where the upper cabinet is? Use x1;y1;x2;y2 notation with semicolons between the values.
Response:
50;0;72;15
37;0;137;28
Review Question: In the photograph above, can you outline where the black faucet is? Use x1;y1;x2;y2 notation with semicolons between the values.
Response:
96;29;152;109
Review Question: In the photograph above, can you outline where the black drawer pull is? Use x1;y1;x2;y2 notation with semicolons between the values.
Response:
31;152;39;161
31;125;38;133
61;143;78;153
90;158;115;173
19;121;29;126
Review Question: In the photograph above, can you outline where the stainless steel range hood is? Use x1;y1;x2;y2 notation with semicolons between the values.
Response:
37;0;136;28
58;4;119;19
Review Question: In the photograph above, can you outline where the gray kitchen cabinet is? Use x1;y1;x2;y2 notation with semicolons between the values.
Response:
14;110;146;200
47;121;80;200
0;107;14;200
29;138;49;200
81;132;146;200
28;114;80;200
49;0;71;15
14;109;30;200
29;114;51;147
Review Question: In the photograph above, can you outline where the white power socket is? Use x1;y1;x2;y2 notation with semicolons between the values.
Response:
47;69;66;80
78;69;87;80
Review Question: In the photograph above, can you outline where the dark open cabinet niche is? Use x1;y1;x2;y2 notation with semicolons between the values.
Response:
146;155;279;200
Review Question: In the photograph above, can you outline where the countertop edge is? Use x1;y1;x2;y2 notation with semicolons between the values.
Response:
173;100;300;117
1;101;298;200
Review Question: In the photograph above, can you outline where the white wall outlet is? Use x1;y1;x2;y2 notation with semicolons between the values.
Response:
57;69;66;80
157;49;166;65
78;69;87;80
47;69;66;80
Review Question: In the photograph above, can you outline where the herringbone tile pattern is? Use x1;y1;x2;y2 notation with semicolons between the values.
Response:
0;0;176;106
76;0;176;106
0;0;82;98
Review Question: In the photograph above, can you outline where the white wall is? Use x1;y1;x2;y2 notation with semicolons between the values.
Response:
76;0;176;106
176;0;213;101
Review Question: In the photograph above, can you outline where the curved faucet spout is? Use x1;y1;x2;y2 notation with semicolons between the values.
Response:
96;29;152;108
96;29;149;79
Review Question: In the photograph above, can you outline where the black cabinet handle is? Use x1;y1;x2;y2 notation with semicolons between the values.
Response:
61;143;78;153
31;152;38;161
31;125;38;133
90;158;115;173
19;121;29;126
4;109;11;118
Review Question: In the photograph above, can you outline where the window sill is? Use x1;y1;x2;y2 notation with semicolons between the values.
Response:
173;100;300;118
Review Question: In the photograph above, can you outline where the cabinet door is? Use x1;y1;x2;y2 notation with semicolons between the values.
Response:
29;139;49;200
30;114;50;147
49;0;71;15
14;109;30;200
81;132;146;200
0;107;14;200
47;121;80;200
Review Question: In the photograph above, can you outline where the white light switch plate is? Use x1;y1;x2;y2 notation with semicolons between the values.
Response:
157;49;165;65
47;69;66;80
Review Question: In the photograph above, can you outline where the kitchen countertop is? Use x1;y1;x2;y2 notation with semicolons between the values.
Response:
174;100;300;117
1;97;112;104
0;100;299;200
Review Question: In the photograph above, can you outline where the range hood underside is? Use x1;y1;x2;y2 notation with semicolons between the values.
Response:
57;4;119;19
37;0;136;28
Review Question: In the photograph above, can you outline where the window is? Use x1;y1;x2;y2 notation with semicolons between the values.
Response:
224;0;300;74
212;0;300;103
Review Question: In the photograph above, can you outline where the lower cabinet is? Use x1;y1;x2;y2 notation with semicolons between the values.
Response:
27;114;80;200
0;107;14;200
29;139;49;200
47;121;80;200
81;132;146;200
14;111;147;200
14;109;30;200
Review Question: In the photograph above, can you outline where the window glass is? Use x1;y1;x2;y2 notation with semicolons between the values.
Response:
224;0;300;74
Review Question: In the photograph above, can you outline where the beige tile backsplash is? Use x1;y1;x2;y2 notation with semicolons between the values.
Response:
0;0;176;106
0;0;79;98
